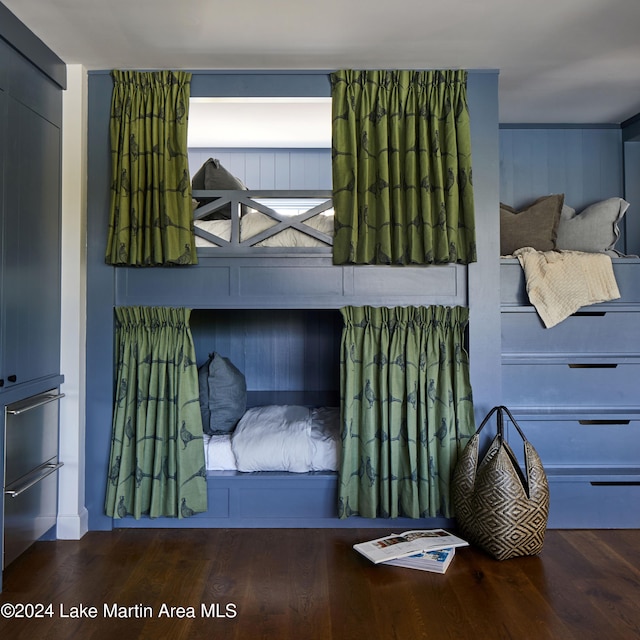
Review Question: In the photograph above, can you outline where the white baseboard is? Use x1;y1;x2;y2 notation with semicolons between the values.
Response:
56;508;89;540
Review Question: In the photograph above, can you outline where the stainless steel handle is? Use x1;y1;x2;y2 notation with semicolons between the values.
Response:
5;392;65;415
4;462;64;498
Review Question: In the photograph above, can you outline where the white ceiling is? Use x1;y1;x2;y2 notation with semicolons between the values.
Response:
4;0;640;146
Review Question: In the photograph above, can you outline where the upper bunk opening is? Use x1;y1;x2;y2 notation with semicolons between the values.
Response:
187;96;334;253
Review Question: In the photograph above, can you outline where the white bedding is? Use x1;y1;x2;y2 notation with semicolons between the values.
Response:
194;210;334;248
514;247;621;328
203;405;341;473
203;434;238;471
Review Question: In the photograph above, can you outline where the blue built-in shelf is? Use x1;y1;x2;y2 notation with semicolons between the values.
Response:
500;258;640;528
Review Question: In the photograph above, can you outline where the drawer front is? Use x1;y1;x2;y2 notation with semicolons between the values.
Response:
505;419;640;466
502;310;640;357
547;480;640;528
502;363;640;409
3;465;59;568
4;391;61;485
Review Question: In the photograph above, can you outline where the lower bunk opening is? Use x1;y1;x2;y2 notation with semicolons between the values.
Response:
111;307;457;530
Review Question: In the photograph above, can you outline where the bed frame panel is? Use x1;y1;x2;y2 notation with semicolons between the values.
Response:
114;471;455;529
116;189;468;309
116;257;466;309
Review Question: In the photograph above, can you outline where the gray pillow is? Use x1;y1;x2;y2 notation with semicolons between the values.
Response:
191;158;247;219
192;158;247;191
198;352;247;435
555;197;630;254
500;194;564;256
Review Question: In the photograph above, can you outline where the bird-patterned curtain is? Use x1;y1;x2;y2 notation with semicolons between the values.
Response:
105;306;207;519
338;305;475;519
331;70;476;265
105;70;197;266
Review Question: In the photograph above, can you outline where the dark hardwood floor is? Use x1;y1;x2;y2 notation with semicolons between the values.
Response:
0;528;639;639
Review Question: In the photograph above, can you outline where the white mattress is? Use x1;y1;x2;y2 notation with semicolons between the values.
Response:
203;405;341;473
194;210;334;248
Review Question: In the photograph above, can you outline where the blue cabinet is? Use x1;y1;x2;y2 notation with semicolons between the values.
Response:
500;259;640;527
0;38;62;394
0;14;65;591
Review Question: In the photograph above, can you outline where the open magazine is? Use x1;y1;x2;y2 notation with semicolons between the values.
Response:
353;529;468;565
383;547;456;573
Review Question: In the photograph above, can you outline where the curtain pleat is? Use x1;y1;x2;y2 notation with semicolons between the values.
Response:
105;307;207;519
106;70;197;266
331;70;476;265
338;305;475;519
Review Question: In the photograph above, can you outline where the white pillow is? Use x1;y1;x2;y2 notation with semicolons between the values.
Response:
203;434;237;470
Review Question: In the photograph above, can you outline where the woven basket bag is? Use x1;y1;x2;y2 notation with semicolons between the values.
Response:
452;405;550;561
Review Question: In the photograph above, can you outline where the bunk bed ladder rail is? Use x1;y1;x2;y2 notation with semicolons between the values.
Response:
192;189;334;250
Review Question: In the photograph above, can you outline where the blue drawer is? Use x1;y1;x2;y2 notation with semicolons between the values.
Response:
546;477;640;528
502;310;640;358
502;362;640;410
504;419;640;466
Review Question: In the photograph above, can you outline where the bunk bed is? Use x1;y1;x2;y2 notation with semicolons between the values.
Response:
113;183;468;529
106;69;477;529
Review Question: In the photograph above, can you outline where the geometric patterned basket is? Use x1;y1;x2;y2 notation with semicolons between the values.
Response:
452;405;550;561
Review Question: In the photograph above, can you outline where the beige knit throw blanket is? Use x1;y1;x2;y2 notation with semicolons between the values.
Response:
513;247;620;328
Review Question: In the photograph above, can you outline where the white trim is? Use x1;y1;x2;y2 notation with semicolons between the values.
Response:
57;64;89;540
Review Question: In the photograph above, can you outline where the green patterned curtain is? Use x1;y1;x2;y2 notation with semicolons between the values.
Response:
331;70;476;265
106;70;197;266
105;307;207;519
338;305;475;519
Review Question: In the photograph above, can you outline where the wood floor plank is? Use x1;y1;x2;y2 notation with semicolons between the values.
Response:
559;530;640;639
1;528;639;639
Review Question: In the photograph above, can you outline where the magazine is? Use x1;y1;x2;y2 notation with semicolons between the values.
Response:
353;529;468;565
383;547;455;573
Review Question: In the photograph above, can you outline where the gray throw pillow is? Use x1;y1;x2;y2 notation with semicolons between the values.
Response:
192;158;247;191
555;197;630;254
500;194;564;256
191;158;247;219
198;352;247;435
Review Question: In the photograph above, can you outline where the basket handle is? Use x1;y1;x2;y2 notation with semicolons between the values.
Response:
474;405;529;442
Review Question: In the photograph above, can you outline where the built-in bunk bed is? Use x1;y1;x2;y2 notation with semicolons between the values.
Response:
114;169;470;529
106;69;478;529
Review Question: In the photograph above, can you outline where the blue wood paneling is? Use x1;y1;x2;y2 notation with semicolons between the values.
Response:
467;70;501;423
0;37;62;124
85;72;116;531
0;2;66;90
188;148;332;190
499;126;623;211
623;141;640;255
190;309;341;397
